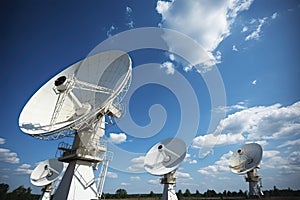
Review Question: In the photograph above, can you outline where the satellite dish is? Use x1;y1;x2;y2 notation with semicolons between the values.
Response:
19;50;132;138
229;143;262;174
20;50;132;199
31;158;64;187
229;143;264;197
144;138;186;200
144;138;187;176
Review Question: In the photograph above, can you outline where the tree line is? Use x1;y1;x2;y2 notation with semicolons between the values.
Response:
1;183;299;200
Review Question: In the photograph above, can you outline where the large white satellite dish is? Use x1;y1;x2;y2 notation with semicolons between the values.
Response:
229;143;264;197
19;50;131;139
19;50;132;200
144;138;186;200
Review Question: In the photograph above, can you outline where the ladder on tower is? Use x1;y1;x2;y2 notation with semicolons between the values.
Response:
97;151;113;199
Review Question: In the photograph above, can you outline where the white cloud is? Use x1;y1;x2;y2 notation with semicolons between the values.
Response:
263;150;280;158
252;79;257;85
198;151;232;176
15;164;32;175
130;176;141;181
213;101;248;114
245;17;267;41
148;179;160;185
279;138;300;148
271;12;278;19
160;61;175;75
242;26;248;32
107;171;118;178
126;6;132;14
232;45;238;51
183;64;193;72
106;25;116;37
193;102;300;156
156;0;254;68
108;133;127;144
0;148;20;164
184;153;198;164
125;6;134;28
176;171;192;179
127;156;145;172
0;138;5;145
121;182;130;186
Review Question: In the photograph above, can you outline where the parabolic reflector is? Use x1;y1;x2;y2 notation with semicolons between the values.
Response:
144;138;187;176
19;50;132;137
30;158;64;187
230;143;263;174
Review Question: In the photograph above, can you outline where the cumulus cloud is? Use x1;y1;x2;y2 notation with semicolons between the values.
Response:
148;179;160;185
0;138;5;145
245;17;267;40
127;156;145;172
198;151;232;176
106;25;117;37
232;45;238;51
107;171;118;178
15;164;32;175
108;133;127;144
176;171;192;179
271;12;278;19
130;176;141;181
0;148;20;164
160;61;175;75
278;138;300;148
156;0;254;69
192;101;300;157
125;6;134;28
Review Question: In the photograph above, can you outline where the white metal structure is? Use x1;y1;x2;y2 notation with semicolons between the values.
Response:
19;50;132;199
144;138;187;200
30;158;64;200
229;143;263;197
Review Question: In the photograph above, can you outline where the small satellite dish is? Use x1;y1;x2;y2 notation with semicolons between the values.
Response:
229;143;262;174
144;138;186;200
144;138;187;176
31;158;64;187
229;143;264;197
19;50;131;138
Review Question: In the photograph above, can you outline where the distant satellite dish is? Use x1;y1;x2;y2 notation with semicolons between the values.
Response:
31;158;63;187
229;143;263;174
229;143;264;197
144;138;187;176
144;138;186;200
19;50;131;139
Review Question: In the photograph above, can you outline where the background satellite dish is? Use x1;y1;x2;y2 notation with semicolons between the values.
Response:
229;143;263;174
31;158;63;187
19;50;131;138
144;138;187;176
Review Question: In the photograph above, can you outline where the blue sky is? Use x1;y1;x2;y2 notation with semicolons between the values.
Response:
1;0;299;195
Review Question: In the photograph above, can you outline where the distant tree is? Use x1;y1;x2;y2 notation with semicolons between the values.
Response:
222;190;227;197
115;188;127;199
177;189;182;196
0;183;9;199
149;191;155;197
195;189;201;197
6;185;33;200
184;189;191;197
